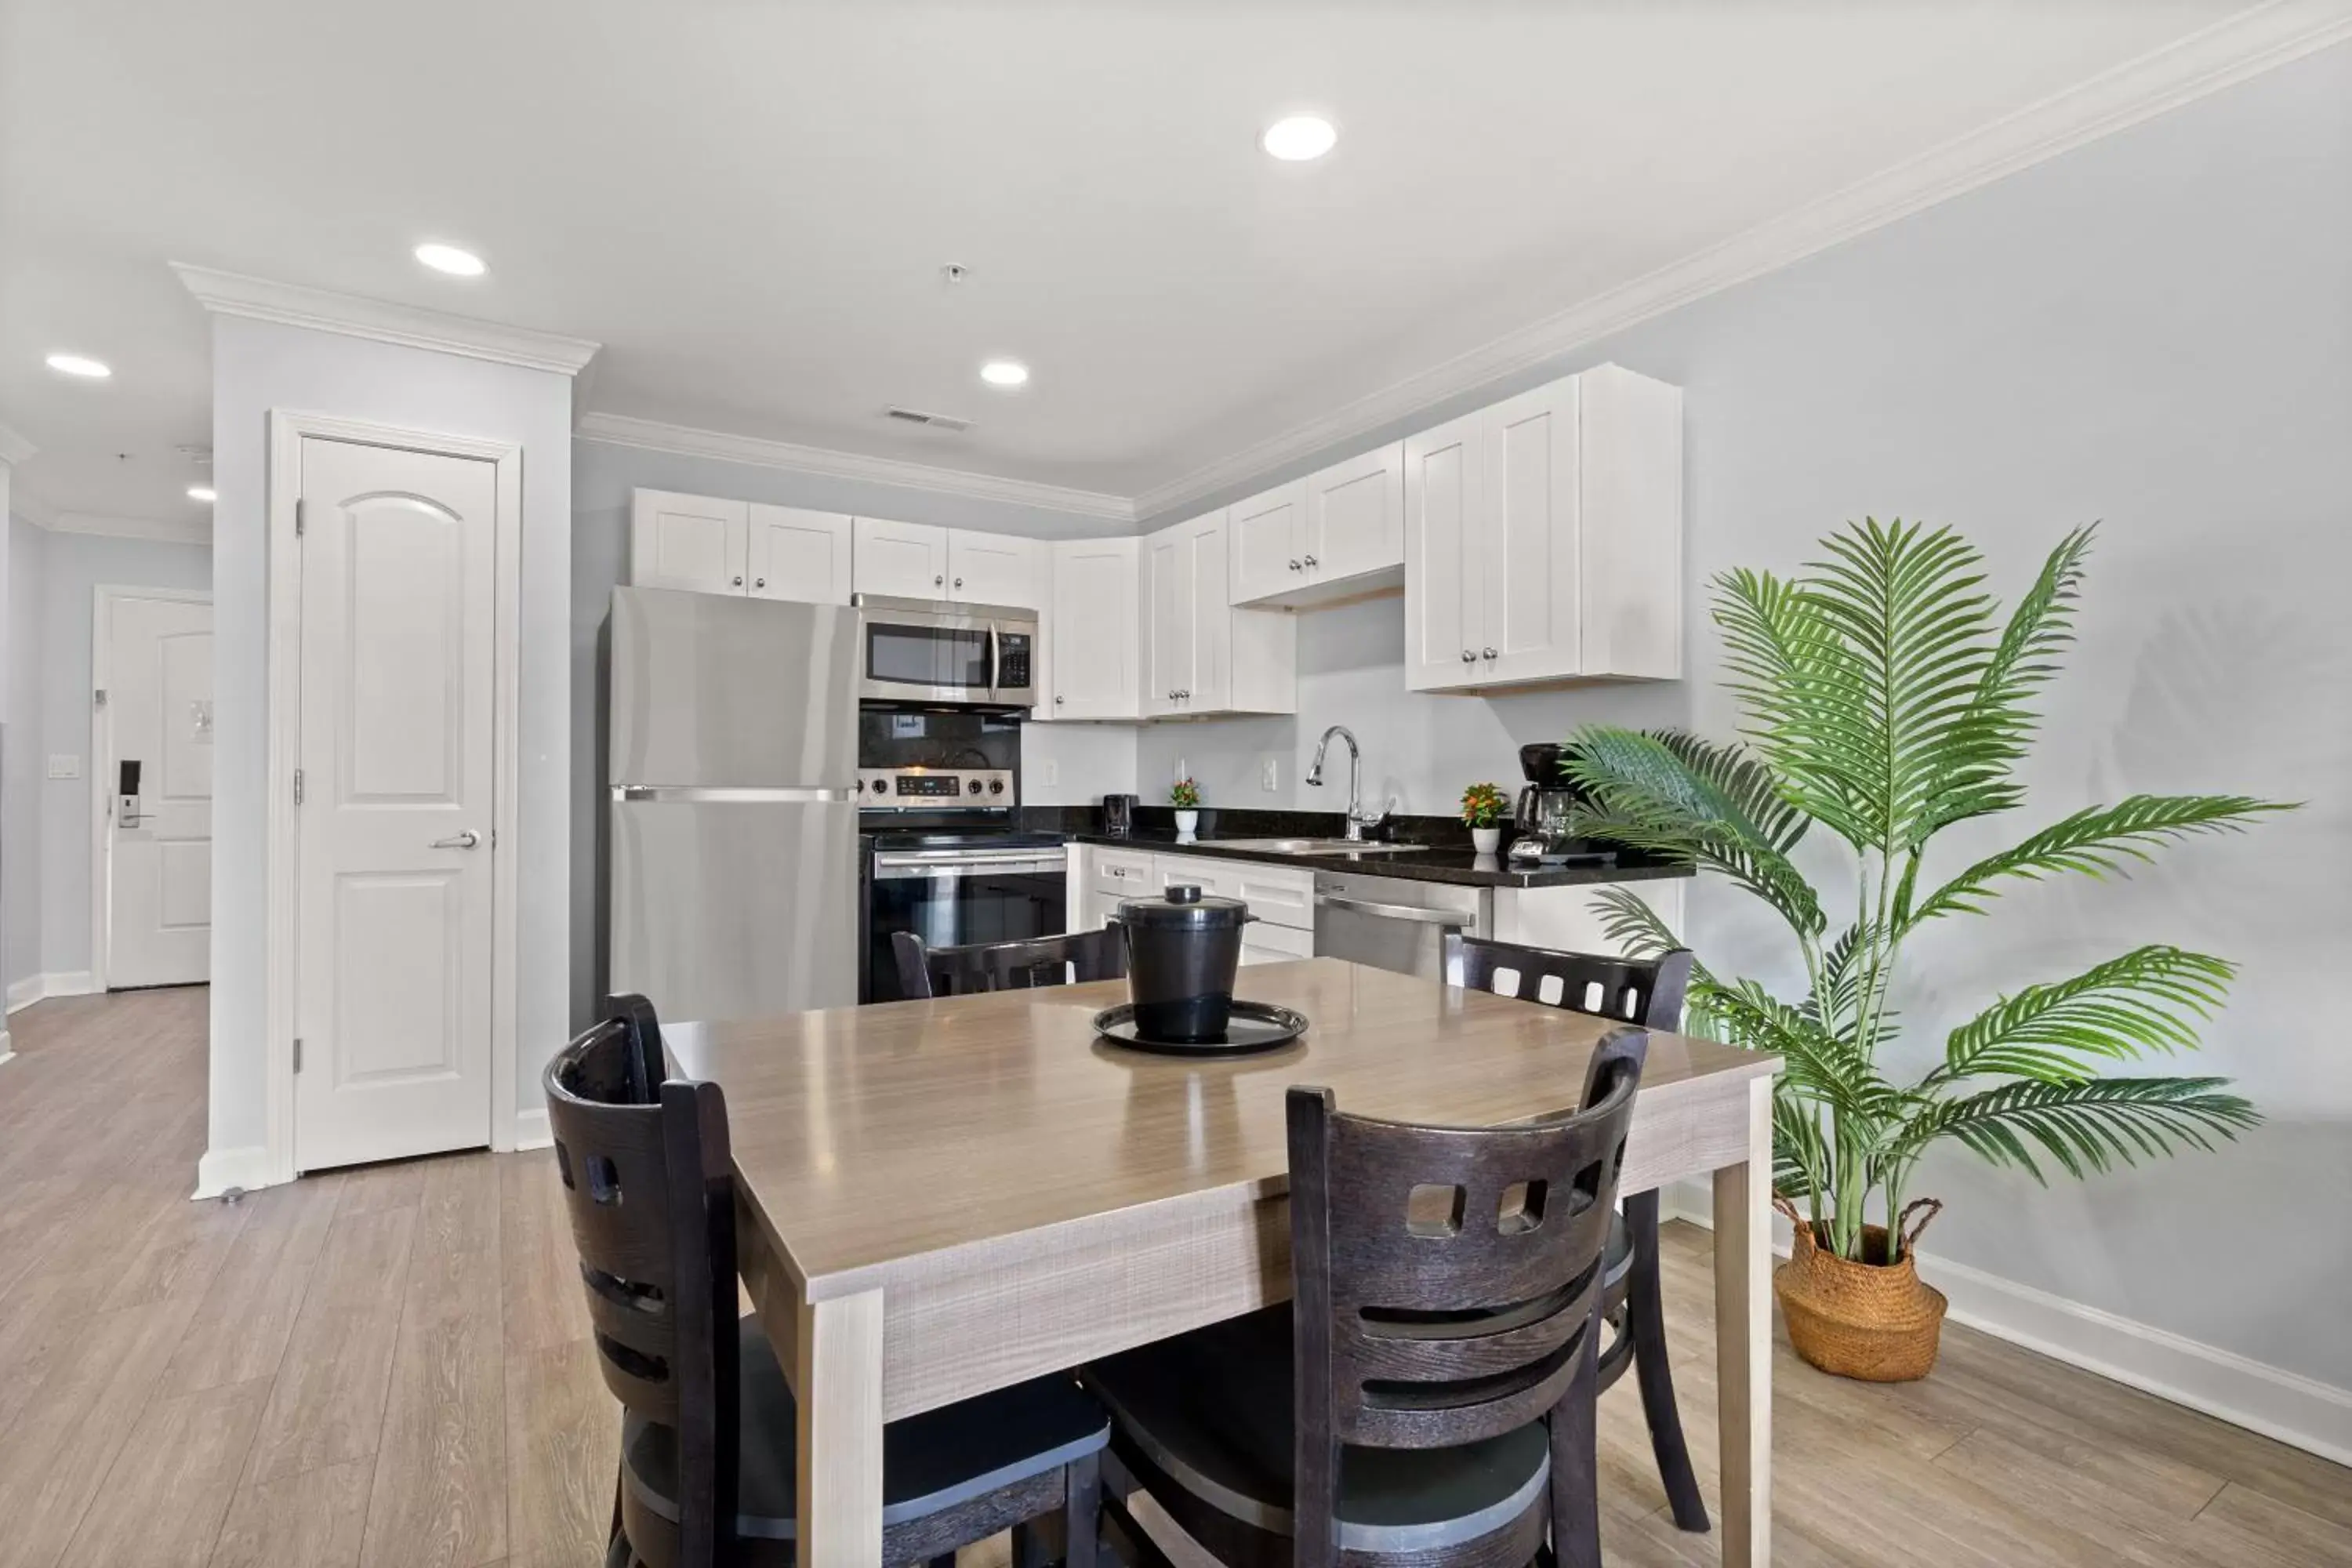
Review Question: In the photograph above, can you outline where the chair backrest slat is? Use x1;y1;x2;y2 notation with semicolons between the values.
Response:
1443;932;1693;1031
894;927;1127;999
1287;1029;1646;1468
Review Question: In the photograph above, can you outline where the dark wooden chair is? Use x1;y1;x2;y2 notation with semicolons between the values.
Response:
1083;1031;1649;1568
893;927;1127;1000
1441;932;1710;1534
546;993;1110;1568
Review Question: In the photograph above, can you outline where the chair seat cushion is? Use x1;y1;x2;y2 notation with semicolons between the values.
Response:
625;1316;1108;1538
1085;1306;1552;1555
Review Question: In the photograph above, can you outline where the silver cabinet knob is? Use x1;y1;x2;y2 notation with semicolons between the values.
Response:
731;575;743;586
935;574;944;586
1054;694;1065;705
1461;649;1476;662
1483;647;1497;659
1288;558;1301;571
430;829;481;850
954;576;964;590
1303;554;1318;568
753;577;765;589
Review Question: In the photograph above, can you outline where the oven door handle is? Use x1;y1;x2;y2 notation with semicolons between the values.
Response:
873;853;1066;880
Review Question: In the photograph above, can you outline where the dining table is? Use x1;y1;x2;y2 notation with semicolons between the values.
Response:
664;956;1781;1567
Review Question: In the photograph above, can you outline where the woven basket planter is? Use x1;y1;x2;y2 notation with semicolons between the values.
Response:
1773;1197;1948;1382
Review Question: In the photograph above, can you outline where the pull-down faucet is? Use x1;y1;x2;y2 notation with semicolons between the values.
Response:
1305;724;1386;841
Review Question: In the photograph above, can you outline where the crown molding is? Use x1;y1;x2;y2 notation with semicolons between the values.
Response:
33;510;211;546
0;422;35;467
1131;0;2352;520
575;411;1138;523
8;487;59;527
171;263;602;377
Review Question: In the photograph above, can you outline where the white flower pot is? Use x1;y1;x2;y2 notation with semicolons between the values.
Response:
1472;827;1502;854
1174;809;1200;832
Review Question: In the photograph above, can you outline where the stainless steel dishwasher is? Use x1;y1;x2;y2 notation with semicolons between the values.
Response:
1312;871;1490;979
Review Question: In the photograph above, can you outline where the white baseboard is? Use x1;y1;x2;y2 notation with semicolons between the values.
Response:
0;1033;13;1068
511;1106;551;1152
191;1144;278;1201
7;971;97;1014
1659;1182;2352;1466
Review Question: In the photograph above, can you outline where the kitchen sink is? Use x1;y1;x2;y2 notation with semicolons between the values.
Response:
1210;837;1430;855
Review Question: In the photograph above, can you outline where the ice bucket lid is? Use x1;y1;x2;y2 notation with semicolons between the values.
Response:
1114;883;1251;930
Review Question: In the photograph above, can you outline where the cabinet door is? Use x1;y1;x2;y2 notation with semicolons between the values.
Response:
1154;855;1235;899
852;517;951;599
744;505;852;604
630;490;747;593
1481;379;1582;684
1228;481;1306;606
1185;514;1232;712
1305;441;1403;584
1240;920;1315;966
1402;416;1482;691
1141;523;1196;717
947;530;1043;608
1576;365;1683;679
1048;537;1141;720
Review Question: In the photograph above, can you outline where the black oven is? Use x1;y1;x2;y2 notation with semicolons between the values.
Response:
861;833;1068;1003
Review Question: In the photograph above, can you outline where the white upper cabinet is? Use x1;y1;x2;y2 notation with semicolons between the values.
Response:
1142;510;1294;718
745;504;854;603
1047;537;1142;720
1403;364;1680;691
852;517;952;599
1229;443;1404;608
631;490;750;594
946;530;1042;608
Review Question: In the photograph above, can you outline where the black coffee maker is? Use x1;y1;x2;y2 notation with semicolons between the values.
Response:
1510;742;1606;865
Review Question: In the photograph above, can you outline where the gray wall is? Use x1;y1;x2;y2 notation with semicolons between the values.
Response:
570;441;1142;1028
33;534;212;978
1141;42;2352;1387
209;316;574;1161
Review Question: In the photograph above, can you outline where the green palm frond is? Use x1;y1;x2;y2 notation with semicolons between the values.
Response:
1935;946;2236;1085
1890;1077;2259;1184
1588;885;1686;961
1714;565;1882;851
1905;794;2292;927
1773;1091;1828;1202
1711;980;1906;1127
1911;525;2095;840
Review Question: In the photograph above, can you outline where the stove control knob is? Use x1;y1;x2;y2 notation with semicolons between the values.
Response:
987;779;1005;795
869;779;888;794
967;779;983;795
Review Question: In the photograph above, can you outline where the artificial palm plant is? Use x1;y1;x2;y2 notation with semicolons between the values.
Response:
1564;519;2285;1268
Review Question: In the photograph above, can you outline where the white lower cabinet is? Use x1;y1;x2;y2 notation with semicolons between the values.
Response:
1489;879;1686;965
1070;846;1316;967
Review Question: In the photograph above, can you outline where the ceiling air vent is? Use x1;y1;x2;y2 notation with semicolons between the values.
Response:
884;405;973;433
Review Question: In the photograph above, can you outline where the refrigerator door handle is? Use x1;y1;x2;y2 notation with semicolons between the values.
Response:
611;786;858;803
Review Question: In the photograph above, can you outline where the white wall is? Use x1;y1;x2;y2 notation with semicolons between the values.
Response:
208;316;574;1164
5;517;42;996
33;535;212;979
1141;42;2352;1399
569;439;1142;1025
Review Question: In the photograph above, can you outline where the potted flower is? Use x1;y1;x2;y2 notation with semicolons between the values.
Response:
1170;776;1200;834
1565;519;2285;1381
1459;781;1509;855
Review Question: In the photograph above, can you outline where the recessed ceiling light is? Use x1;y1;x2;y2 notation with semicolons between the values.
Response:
1261;114;1338;162
187;485;216;503
45;351;111;379
979;360;1029;388
414;242;486;277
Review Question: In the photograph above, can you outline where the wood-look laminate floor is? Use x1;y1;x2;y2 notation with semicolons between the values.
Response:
0;987;2344;1568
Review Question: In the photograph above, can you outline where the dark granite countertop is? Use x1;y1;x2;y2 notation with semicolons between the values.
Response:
1059;828;1692;891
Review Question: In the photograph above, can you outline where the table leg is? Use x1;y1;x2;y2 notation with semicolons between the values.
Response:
1712;1074;1773;1567
797;1287;885;1567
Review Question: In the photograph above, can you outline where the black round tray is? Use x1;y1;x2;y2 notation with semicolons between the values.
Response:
1093;999;1308;1056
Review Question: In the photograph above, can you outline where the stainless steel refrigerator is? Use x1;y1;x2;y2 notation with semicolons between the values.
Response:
605;586;861;1023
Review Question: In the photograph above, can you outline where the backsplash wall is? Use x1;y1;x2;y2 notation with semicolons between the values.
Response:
1131;593;1684;815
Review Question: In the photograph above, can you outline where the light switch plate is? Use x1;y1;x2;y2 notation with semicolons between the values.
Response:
47;755;79;779
1261;757;1279;792
1040;758;1059;788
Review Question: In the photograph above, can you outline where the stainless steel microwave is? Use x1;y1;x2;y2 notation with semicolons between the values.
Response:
853;594;1039;708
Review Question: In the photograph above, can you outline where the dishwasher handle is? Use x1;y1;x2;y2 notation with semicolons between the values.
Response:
1314;892;1472;927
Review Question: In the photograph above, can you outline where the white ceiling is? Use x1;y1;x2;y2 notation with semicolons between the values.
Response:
0;0;2320;524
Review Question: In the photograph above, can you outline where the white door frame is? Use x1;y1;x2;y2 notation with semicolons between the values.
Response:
89;583;215;995
263;410;524;1185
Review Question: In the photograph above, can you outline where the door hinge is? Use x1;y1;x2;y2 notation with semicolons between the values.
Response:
294;499;308;537
93;688;107;709
292;768;305;805
292;1037;303;1073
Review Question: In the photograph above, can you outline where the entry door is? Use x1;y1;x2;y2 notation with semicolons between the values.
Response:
103;593;214;988
293;436;498;1171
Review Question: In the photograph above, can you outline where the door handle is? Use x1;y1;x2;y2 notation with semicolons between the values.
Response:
1316;892;1471;927
431;829;481;850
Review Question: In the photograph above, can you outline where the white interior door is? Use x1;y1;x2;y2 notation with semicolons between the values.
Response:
101;592;213;989
294;436;498;1171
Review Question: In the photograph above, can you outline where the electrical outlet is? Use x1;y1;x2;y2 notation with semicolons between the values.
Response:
1261;756;1279;792
47;755;79;780
1040;758;1059;788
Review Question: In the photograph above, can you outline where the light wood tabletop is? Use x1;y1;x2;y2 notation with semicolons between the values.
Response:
667;957;1780;1568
